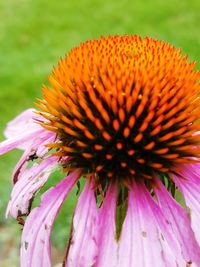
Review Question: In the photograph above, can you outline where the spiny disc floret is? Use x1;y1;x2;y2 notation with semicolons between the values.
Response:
37;35;200;180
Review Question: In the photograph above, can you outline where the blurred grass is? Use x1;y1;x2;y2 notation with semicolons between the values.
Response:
0;0;200;261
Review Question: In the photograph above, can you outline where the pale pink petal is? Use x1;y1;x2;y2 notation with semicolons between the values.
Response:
0;109;57;185
6;156;59;219
4;108;44;151
118;181;184;267
11;131;56;184
0;109;51;154
34;131;56;158
154;176;200;265
4;109;42;139
0;128;44;155
172;163;200;245
20;169;82;267
95;182;118;267
65;178;98;267
12;148;31;184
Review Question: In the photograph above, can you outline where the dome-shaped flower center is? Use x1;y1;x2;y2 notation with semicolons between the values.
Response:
37;35;200;181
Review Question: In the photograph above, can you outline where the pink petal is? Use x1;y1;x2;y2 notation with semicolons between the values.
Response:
34;131;56;158
4;109;42;139
0;109;57;185
20;169;82;267
0;128;44;155
11;130;56;184
154;176;200;265
0;109;51;155
65;178;98;267
6;156;59;219
172;163;200;245
118;181;184;267
95;182;118;267
4;108;45;151
12;148;31;184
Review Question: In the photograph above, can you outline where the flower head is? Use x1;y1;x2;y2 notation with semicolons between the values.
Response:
38;35;200;180
1;35;200;267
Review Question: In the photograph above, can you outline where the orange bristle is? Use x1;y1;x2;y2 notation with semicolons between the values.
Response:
36;35;200;181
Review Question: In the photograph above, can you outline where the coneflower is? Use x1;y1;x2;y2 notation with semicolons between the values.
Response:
1;35;200;266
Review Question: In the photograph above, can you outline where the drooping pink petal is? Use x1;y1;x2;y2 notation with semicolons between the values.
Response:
95;182;118;267
4;108;45;150
34;131;56;158
118;181;185;267
0;109;57;185
4;109;42;139
20;169;82;267
154;176;200;265
0;109;51;155
11;130;56;184
172;163;200;245
6;156;59;219
65;178;98;267
11;148;31;184
0;128;44;155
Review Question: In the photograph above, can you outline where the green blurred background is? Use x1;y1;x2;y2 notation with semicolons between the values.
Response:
0;0;199;265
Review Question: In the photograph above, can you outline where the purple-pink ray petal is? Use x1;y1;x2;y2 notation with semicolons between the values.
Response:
172;163;200;245
154;176;200;265
4;109;44;150
34;131;56;158
0;109;52;155
12;148;31;185
95;182;118;267
11;131;57;185
6;156;59;219
117;181;184;267
0;128;44;155
65;178;98;267
20;169;82;267
4;109;42;139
